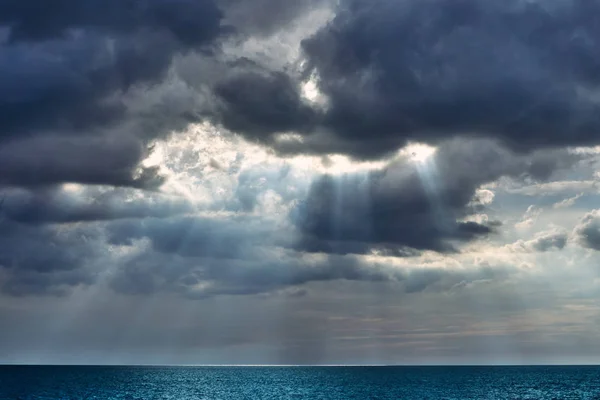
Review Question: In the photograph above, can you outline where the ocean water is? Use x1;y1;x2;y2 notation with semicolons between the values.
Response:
0;365;599;399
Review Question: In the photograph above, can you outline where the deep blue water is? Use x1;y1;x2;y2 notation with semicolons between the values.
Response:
1;365;599;399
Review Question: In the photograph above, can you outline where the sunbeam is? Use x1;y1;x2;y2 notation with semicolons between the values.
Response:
3;0;600;386
405;143;437;164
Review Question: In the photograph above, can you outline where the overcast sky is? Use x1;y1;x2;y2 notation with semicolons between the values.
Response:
1;0;600;365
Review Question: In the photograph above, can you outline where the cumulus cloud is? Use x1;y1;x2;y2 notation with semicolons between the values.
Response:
4;0;600;192
575;210;600;251
200;0;600;161
214;69;317;140
508;229;569;253
296;0;600;158
0;176;523;299
0;0;224;189
0;0;595;305
293;139;579;255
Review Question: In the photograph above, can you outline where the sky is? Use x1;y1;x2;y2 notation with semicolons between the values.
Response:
1;0;600;366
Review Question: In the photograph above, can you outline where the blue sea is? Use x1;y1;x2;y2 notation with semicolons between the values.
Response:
1;365;599;399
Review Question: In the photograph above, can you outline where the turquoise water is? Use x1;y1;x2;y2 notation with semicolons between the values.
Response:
1;366;599;399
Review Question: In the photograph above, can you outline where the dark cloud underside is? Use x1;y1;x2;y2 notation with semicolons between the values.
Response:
299;0;600;158
208;0;600;159
0;0;224;189
0;0;597;301
293;140;580;254
575;210;600;251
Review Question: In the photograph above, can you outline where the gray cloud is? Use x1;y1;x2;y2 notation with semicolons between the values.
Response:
529;231;568;252
209;0;600;160
298;0;600;158
575;210;600;251
1;0;600;368
293;139;580;255
0;221;103;296
0;135;163;189
219;0;329;36
0;184;195;296
0;0;223;44
0;186;192;225
5;199;513;299
109;246;511;299
4;0;600;192
509;229;569;253
0;0;224;189
106;214;280;258
214;69;317;141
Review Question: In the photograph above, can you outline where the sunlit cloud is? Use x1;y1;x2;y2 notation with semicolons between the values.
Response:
4;0;600;367
402;143;437;164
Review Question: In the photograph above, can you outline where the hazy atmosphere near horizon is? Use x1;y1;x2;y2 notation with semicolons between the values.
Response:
2;0;600;367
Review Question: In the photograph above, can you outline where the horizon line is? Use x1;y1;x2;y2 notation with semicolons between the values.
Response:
2;363;600;368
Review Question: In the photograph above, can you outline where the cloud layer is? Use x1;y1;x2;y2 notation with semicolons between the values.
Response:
301;0;600;157
2;0;600;365
294;139;579;254
0;0;224;189
203;0;600;160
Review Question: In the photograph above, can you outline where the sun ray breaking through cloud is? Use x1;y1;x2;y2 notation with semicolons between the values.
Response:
2;0;600;367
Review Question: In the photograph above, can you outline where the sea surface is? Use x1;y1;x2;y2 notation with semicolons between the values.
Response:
0;365;599;399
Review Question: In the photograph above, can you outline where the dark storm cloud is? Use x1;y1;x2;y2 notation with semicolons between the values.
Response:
214;0;600;159
0;136;163;188
0;192;193;296
0;0;223;44
0;186;192;225
214;69;317;140
0;0;224;189
219;0;328;36
299;0;600;158
0;220;102;296
575;210;600;251
293;139;580;254
94;206;512;298
104;215;377;296
0;22;219;138
0;185;193;296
